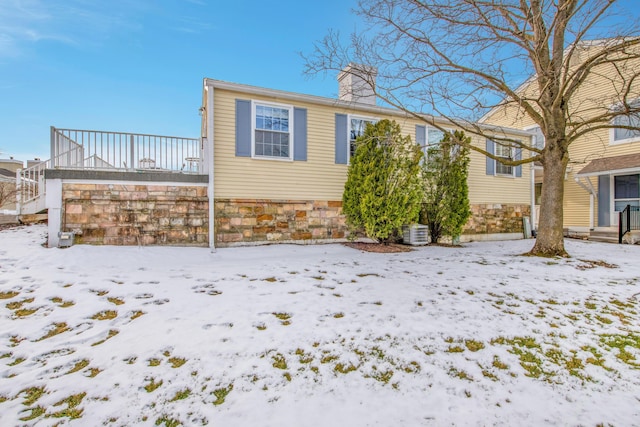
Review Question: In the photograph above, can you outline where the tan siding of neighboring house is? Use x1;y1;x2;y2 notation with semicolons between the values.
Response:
481;46;640;227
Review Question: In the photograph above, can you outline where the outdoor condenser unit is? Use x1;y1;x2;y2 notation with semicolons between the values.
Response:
402;224;429;246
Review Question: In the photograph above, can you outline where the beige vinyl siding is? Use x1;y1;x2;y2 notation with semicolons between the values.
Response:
212;87;531;205
481;47;640;227
467;138;531;205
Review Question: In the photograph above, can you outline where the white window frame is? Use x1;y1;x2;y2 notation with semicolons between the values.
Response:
251;100;294;161
347;115;378;164
609;100;640;145
494;142;515;177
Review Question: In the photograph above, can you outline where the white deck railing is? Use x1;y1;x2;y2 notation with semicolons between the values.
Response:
51;127;202;173
17;127;203;214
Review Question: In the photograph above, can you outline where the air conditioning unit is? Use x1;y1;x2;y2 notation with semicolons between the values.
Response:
403;224;429;245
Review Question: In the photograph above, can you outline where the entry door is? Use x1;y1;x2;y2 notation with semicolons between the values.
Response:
612;174;640;226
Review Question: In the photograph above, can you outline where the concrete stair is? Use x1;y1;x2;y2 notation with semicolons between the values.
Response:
589;228;619;244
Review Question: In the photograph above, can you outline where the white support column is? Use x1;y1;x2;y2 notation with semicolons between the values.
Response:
206;83;216;252
15;169;21;215
46;179;62;248
589;193;595;229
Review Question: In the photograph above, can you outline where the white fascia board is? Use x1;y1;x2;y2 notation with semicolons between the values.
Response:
575;166;640;178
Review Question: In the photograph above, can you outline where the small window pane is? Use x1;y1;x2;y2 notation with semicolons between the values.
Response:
427;128;445;146
614;174;640;199
615;200;640;211
254;104;291;158
613;113;640;141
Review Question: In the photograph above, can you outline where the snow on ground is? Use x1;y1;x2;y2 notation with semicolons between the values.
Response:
0;224;639;426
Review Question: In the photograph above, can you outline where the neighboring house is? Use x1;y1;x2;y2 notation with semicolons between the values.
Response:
201;66;534;247
481;40;640;231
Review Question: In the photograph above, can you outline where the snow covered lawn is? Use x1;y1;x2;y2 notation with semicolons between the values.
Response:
1;224;639;426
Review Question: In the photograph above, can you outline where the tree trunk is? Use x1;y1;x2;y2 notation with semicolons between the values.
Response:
530;144;569;257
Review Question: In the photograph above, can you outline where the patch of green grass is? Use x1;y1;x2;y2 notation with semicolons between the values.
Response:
21;386;46;406
6;297;34;310
91;329;119;346
370;368;394;384
0;291;19;299
272;312;291;325
91;310;117;321
448;367;473;381
595;315;613;324
357;273;380;278
144;378;163;393
263;277;278;282
155;415;181;427
446;346;465;353
481;368;498;381
107;297;125;305
600;333;640;367
272;353;288;370
334;363;357;374
320;354;339;364
149;358;162;367
168;357;186;368
8;356;26;366
212;384;233;406
51;392;86;419
9;335;24;347
370;346;386;360
333;312;344;319
88;367;101;377
130;310;145;320
50;297;75;308
465;340;485;352
401;361;420;373
609;298;635;309
170;388;191;401
66;359;89;375
295;348;313;364
256;323;267;330
37;323;70;341
19;406;45;421
585;301;597;310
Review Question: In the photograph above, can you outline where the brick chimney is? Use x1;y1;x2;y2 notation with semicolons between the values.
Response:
338;64;377;105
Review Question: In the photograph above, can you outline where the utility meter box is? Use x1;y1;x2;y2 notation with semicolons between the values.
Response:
58;232;75;248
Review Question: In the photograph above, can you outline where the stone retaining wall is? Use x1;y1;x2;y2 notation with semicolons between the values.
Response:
62;183;208;246
215;199;347;246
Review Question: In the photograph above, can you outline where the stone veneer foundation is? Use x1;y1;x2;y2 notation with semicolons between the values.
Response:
464;203;530;236
215;200;529;246
214;199;348;246
62;183;208;246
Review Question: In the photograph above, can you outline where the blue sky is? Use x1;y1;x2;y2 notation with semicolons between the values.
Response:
1;1;638;163
0;0;359;161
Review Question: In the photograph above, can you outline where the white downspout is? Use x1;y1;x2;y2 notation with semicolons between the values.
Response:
530;163;536;233
206;82;216;252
